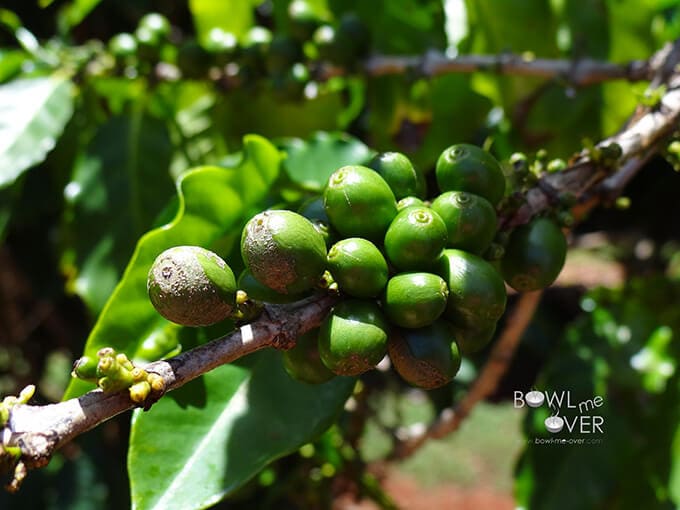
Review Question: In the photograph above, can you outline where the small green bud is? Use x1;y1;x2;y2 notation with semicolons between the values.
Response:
129;381;152;404
17;385;35;404
547;158;566;173
72;355;99;381
615;196;631;209
147;373;166;393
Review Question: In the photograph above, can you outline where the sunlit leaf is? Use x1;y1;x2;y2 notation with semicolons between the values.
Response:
0;76;74;189
128;351;354;510
63;135;283;399
189;0;255;45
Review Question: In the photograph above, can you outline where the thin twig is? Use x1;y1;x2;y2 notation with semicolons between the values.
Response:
501;42;680;229
359;51;651;86
1;293;337;481
389;291;543;460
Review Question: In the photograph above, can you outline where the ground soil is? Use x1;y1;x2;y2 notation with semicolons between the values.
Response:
334;468;514;510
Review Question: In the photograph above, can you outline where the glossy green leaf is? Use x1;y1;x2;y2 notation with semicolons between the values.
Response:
0;76;74;189
61;115;174;315
63;135;283;399
189;0;254;46
279;131;373;191
129;350;354;510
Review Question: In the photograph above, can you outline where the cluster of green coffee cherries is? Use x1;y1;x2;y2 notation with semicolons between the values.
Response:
148;144;567;390
105;2;368;99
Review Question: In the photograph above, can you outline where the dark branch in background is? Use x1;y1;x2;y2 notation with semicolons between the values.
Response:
389;291;543;460
360;51;652;86
3;37;680;489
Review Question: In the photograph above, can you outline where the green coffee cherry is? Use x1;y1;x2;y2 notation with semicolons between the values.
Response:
384;206;448;270
241;210;327;295
313;25;339;61
241;26;272;70
205;28;239;65
109;33;138;59
500;217;567;292
266;35;303;74
177;40;214;79
282;329;335;384
318;300;389;376
453;323;496;355
237;268;306;304
335;13;370;63
135;13;170;63
397;196;426;211
288;0;323;41
323;165;397;241
274;62;311;100
430;191;497;255
436;144;506;206
388;320;461;389
369;152;426;200
327;238;389;298
298;195;330;223
147;246;237;327
382;272;449;329
437;249;507;329
297;195;335;245
138;13;171;41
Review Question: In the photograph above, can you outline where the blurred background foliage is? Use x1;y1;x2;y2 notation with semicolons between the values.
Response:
1;0;680;509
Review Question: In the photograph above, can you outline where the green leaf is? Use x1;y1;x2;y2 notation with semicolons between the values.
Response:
58;0;102;30
279;131;373;192
61;114;175;315
189;0;255;46
414;74;492;169
516;278;680;509
63;135;283;399
0;49;26;83
0;76;74;189
128;350;354;510
215;88;344;145
329;0;447;53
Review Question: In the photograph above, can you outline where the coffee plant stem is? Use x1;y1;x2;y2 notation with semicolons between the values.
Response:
0;293;337;489
361;51;651;86
501;39;680;229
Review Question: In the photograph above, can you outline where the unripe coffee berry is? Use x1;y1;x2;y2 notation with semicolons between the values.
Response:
147;246;237;327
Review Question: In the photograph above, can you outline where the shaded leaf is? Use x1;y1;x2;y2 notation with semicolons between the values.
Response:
215;88;344;146
516;278;680;509
0;76;74;189
63;135;283;399
128;350;354;510
61;114;174;314
280;131;373;192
